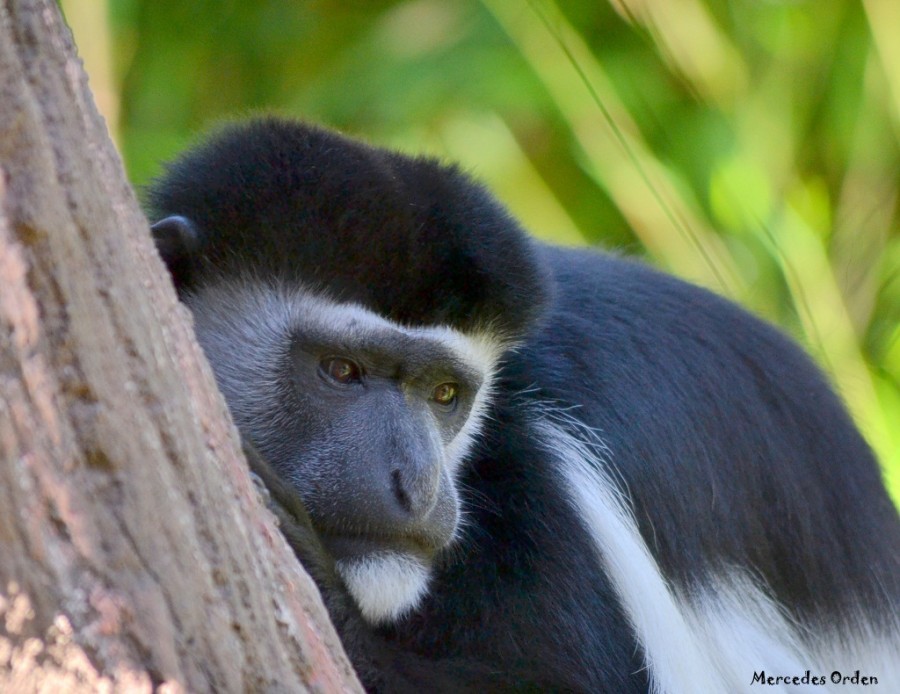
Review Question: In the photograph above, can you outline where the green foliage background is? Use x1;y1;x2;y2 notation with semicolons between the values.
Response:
64;0;900;501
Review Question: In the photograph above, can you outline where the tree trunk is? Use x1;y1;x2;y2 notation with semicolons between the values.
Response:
0;0;360;690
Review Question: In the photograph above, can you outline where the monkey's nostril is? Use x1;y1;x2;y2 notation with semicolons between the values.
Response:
391;469;412;513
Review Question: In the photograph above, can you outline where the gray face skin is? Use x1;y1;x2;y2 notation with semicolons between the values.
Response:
281;316;480;560
184;280;497;622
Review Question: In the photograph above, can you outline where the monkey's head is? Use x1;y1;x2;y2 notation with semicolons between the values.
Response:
147;118;549;623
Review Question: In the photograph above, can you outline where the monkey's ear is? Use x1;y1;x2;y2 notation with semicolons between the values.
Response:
151;215;199;264
151;215;199;290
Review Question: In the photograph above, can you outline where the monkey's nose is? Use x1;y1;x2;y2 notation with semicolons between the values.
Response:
389;454;441;520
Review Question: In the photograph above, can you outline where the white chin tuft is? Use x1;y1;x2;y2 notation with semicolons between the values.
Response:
336;552;431;624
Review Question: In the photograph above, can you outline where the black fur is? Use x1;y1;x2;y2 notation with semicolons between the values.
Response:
515;247;900;619
149;117;900;692
147;118;549;339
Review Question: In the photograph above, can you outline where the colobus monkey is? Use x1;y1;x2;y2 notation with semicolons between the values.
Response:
148;118;900;692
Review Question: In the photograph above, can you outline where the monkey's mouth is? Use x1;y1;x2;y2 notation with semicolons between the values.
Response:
319;530;443;564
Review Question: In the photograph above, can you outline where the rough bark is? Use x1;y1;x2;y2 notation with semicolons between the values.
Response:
0;0;360;690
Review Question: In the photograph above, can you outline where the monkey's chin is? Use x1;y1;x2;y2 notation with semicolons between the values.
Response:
335;552;431;624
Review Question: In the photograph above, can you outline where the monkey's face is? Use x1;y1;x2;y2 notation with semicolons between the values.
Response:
147;120;545;628
183;281;501;623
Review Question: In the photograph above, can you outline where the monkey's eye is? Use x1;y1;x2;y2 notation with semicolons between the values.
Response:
320;357;362;385
431;382;458;407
